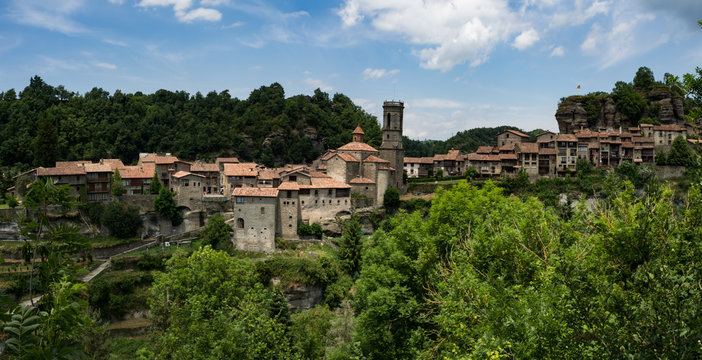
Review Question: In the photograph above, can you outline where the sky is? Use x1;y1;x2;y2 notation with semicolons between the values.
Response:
1;0;701;140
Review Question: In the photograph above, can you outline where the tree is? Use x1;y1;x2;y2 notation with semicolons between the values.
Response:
33;114;58;167
633;66;655;89
383;187;400;213
149;246;292;359
153;187;182;226
111;168;125;197
612;81;647;123
148;170;161;195
667;135;698;166
201;213;232;249
337;215;362;276
102;202;142;238
436;168;443;179
464;166;478;179
655;150;668;165
5;193;18;208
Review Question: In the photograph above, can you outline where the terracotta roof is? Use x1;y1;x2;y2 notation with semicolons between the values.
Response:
640;124;654;127
257;168;280;180
539;148;557;155
501;129;529;138
476;146;495;154
278;181;300;190
155;156;180;165
224;163;258;177
629;127;641;131
404;157;434;164
303;177;351;189
232;187;279;197
120;165;154;179
588;143;600;149
37;166;86;176
55;161;91;168
499;154;518;160
191;162;219;172
556;134;578;142
688;139;701;144
364;155;390;163
100;159;125;169
498;144;515;152
435;149;461;161
320;150;337;161
309;171;330;178
466;153;501;162
653;124;686;131
352;126;365;135
632;137;654;143
574;130;599;138
173;171;204;179
516;142;539;153
621;142;634;148
379;166;395;171
336;142;379;152
140;153;179;164
216;157;240;164
349;176;376;184
83;164;112;173
332;153;360;163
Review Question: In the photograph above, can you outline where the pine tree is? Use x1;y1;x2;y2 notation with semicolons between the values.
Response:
111;168;125;197
149;170;162;195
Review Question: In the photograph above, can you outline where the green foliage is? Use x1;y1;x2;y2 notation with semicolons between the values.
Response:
201;213;232;249
153;187;181;226
88;271;153;319
656;150;668;165
111;168;125;197
436;168;443;179
78;201;104;225
5;193;18;208
614;161;657;189
464;166;478;179
148;170;161;195
149;246;293;359
102;201;142;238
0;77;379;167
633;66;655;89
667;135;698;167
612;81;647;123
583;92;607;127
337;215;363;276
298;222;323;238
383;187;400;213
290;306;334;360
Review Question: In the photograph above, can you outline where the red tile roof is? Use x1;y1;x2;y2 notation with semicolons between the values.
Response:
232;187;279;197
502;129;529;138
352;126;365;135
333;153;360;163
100;159;125;169
349;176;376;184
84;164;113;173
539;148;557;155
119;165;155;179
499;154;518;160
224;163;258;177
404;157;434;164
304;177;351;189
216;157;240;164
37;166;86;176
467;153;501;162
140;153;179;164
556;134;578;141
498;144;515;152
191;162;219;172
173;171;204;179
55;161;91;168
379;166;395;171
336;142;379;152
320;150;337;161
278;181;300;190
476;146;495;154
257;168;280;180
653;124;686;131
364;155;390;163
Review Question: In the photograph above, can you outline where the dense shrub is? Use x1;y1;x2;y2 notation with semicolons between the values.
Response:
102;202;142;238
298;222;323;238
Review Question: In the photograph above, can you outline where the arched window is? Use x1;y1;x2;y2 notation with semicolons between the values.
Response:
236;218;244;229
386;113;391;128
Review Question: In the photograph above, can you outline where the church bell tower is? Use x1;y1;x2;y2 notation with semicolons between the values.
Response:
379;101;405;193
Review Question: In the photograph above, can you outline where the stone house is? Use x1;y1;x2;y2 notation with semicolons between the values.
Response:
497;129;530;147
119;164;155;195
652;124;687;151
190;162;220;194
232;187;279;253
84;163;112;202
403;157;433;178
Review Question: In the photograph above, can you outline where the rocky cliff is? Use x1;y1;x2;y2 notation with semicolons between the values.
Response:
555;86;685;133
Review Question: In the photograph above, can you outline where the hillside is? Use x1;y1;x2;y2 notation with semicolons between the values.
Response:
0;76;381;168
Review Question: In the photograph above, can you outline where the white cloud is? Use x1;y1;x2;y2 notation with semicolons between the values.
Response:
179;7;222;22
9;0;88;34
304;78;333;92
412;98;465;109
200;0;229;5
337;0;526;71
138;0;221;23
362;68;399;80
549;0;611;28
104;39;127;47
108;0;124;4
222;21;244;29
352;98;376;114
512;28;540;50
95;62;117;69
550;45;565;57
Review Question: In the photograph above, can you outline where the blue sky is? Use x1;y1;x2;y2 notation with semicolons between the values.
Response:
1;0;701;140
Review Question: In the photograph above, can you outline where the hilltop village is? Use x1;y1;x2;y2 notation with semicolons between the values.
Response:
10;99;700;252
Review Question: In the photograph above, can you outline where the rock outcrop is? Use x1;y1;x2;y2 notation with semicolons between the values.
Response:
556;86;685;133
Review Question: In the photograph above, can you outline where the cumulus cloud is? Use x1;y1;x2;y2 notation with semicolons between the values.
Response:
138;0;222;23
549;0;610;28
362;68;399;80
550;45;565;57
512;28;540;50
635;0;702;26
336;0;527;71
304;78;332;92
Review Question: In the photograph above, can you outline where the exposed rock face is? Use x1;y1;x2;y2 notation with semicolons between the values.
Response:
556;88;686;133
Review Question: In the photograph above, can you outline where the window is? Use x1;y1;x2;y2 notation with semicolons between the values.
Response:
261;207;265;214
236;218;244;228
235;197;245;203
287;191;291;198
289;175;297;181
328;189;333;196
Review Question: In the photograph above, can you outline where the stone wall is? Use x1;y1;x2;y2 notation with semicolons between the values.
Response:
655;165;686;179
120;194;157;211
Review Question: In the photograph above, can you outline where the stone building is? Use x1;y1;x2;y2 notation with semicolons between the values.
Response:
379;101;405;191
497;129;530;147
232;187;279;253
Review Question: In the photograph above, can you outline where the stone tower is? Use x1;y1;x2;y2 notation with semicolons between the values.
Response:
379;101;405;193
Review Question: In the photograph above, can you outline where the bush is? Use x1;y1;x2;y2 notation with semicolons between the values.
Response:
154;187;182;226
201;214;232;249
79;201;104;225
102;202;142;238
298;222;323;238
383;187;400;213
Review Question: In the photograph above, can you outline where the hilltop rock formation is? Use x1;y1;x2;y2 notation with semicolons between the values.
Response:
556;86;685;133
